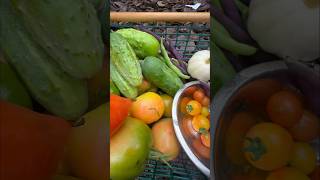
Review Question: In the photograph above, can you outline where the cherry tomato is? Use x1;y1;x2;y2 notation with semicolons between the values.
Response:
201;106;210;117
200;133;210;148
267;167;309;180
180;97;191;114
310;166;320;180
184;86;198;96
192;115;210;132
181;115;198;139
266;90;303;128
289;142;317;174
226;111;258;165
243;122;294;171
289;110;320;142
201;96;210;107
193;89;205;102
186;100;202;116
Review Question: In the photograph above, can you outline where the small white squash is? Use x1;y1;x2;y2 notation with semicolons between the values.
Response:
187;50;210;82
247;0;319;61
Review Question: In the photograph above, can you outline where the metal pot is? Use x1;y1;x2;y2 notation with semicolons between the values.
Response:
211;61;320;179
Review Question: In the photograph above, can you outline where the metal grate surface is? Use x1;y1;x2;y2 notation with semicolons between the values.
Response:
111;22;210;180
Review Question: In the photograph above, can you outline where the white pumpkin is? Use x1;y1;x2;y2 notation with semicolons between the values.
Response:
247;0;319;61
187;50;210;82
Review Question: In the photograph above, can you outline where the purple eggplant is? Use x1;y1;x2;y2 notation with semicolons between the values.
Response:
221;0;242;26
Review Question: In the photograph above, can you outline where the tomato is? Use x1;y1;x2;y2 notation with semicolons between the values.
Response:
225;111;257;165
201;96;210;107
310;166;320;180
184;86;198;96
137;79;152;95
289;110;320;142
131;92;164;124
236;79;282;110
152;118;180;161
110;94;132;136
160;94;173;118
193;89;205;102
66;103;107;180
192;115;210;132
201;106;210;117
110;117;152;179
181;115;198;139
289;142;317;174
180;97;191;114
243;122;294;171
186;100;202;116
200;133;210;148
266;90;303;128
267;167;309;180
192;137;210;159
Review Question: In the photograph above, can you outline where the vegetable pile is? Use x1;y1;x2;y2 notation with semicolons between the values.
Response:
0;0;108;179
110;27;211;179
226;80;320;180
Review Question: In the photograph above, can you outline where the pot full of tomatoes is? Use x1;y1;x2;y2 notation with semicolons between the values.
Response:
172;81;211;177
212;61;320;180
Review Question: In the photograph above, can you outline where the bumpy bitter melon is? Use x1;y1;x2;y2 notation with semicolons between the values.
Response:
110;32;143;87
0;0;88;120
10;0;104;79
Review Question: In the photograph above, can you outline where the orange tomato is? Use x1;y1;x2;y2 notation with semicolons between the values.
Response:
192;115;210;132
200;133;210;148
289;110;320;142
186;100;202;116
193;89;205;102
131;92;164;124
266;167;309;180
180;97;191;114
225;111;258;165
243;122;294;171
266;90;303;128
201;96;210;107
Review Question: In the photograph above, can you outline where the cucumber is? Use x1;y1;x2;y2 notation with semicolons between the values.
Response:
0;61;33;108
0;1;88;120
110;62;138;99
110;32;143;87
116;28;160;59
110;80;120;95
10;0;104;79
141;57;183;96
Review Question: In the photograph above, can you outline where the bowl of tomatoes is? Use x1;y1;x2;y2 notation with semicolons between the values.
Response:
212;61;320;180
172;81;211;177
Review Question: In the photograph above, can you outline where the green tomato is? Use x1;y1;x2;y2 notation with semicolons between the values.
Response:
0;61;32;108
110;117;152;180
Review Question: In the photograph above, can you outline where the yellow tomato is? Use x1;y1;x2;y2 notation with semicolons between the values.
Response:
186;100;202;116
289;142;317;174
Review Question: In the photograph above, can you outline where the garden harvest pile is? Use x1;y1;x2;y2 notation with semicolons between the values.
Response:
110;28;211;179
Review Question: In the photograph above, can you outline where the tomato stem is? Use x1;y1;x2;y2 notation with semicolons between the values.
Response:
149;148;173;169
243;137;267;161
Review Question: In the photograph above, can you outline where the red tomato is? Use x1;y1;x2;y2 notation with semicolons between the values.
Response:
184;86;198;96
289;110;320;142
110;94;132;136
266;90;303;128
193;89;205;102
201;96;210;107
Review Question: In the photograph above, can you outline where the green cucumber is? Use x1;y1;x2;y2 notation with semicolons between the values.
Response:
10;0;104;79
116;28;160;59
0;0;88;120
141;56;183;96
110;80;120;95
0;61;33;108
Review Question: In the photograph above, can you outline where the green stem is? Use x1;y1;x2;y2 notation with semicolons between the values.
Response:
160;38;190;79
243;137;267;161
211;17;231;37
149;148;173;169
